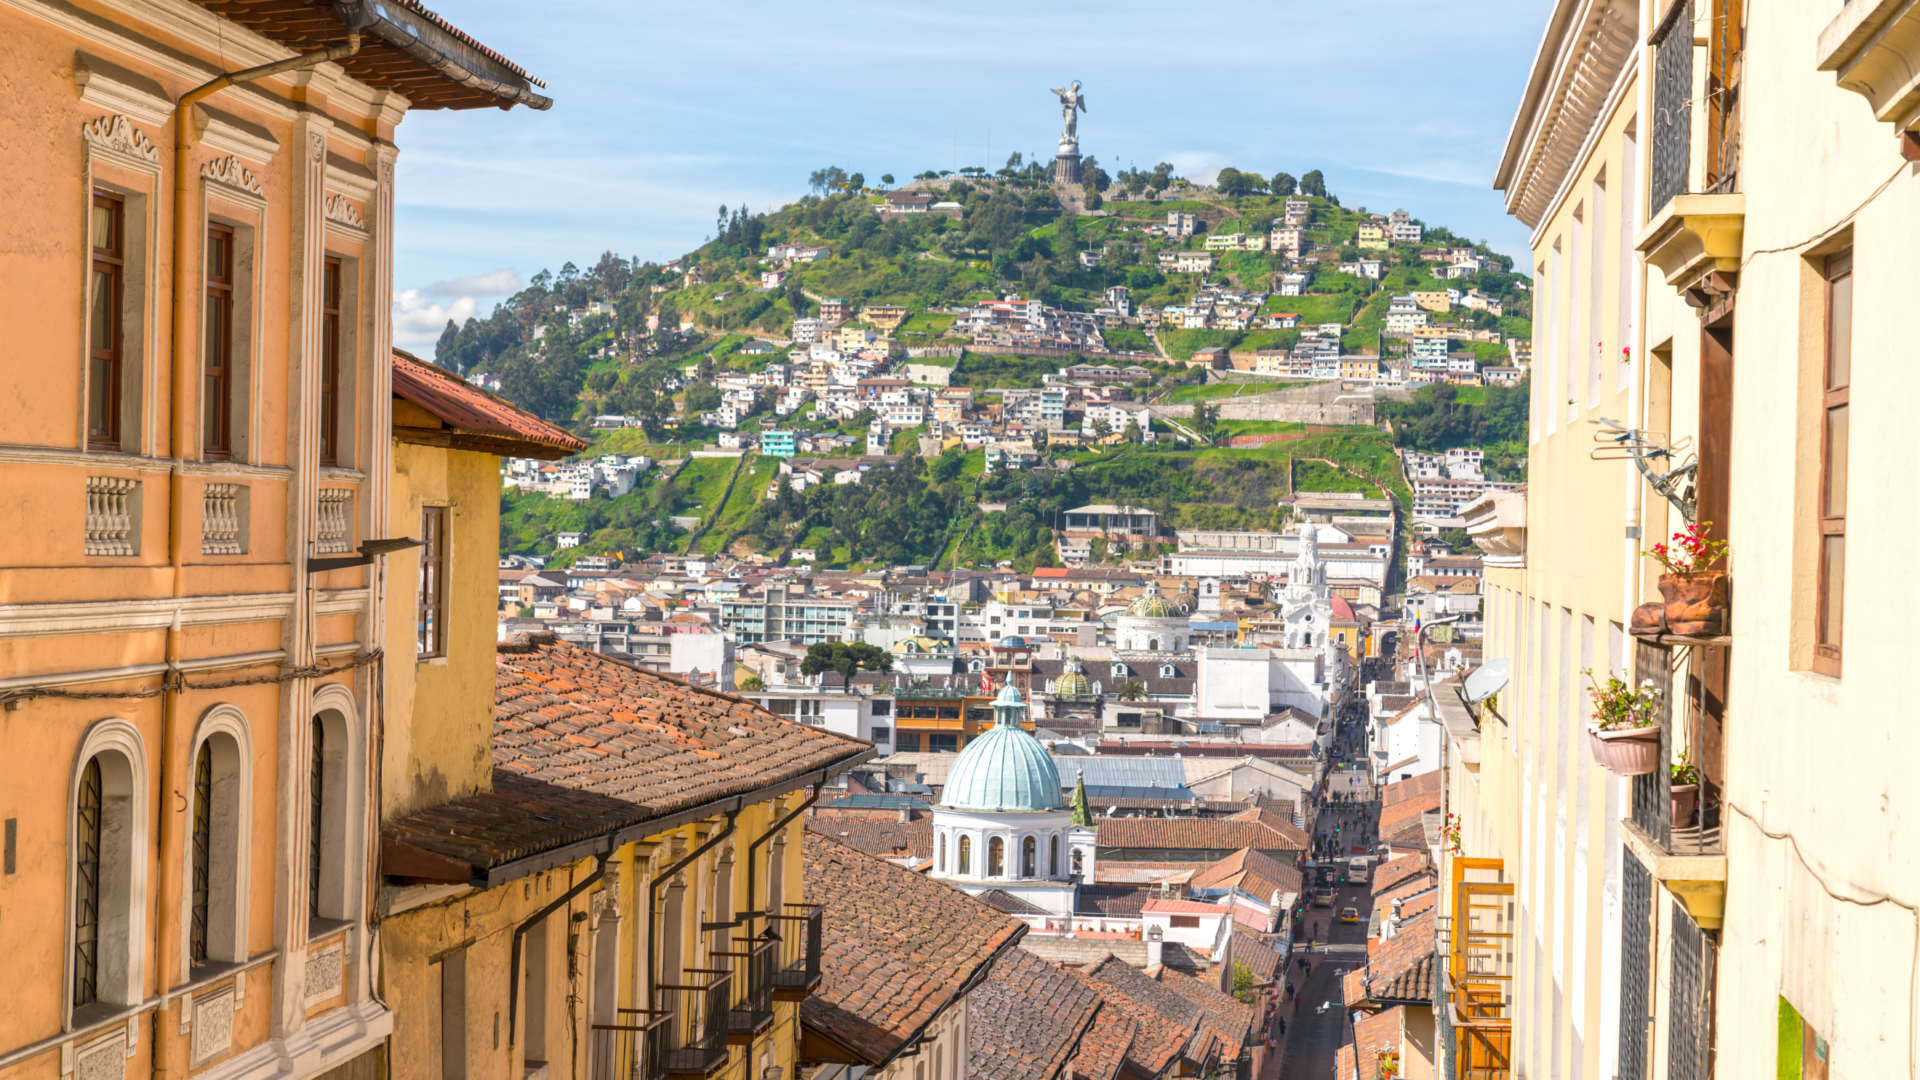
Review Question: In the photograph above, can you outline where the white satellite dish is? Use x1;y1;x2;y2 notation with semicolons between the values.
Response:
1462;658;1511;704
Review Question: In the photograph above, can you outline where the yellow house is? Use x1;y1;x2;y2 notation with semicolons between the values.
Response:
1356;222;1389;250
0;6;544;1080
376;358;872;1080
859;306;909;331
1410;290;1452;313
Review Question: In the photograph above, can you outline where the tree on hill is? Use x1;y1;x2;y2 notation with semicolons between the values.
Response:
880;173;894;187
1271;172;1297;197
1300;169;1328;198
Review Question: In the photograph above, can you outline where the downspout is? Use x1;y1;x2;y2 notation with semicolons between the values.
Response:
643;812;740;1015
1624;0;1655;655
741;778;825;937
154;20;363;1080
507;852;609;1045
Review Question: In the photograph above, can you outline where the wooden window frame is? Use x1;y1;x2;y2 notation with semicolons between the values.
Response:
320;258;341;466
1814;250;1851;676
203;224;234;459
74;756;104;1007
418;506;448;658
89;193;124;450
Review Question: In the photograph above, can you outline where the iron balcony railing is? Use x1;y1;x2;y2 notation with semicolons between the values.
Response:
590;1010;671;1080
655;974;731;1077
712;936;777;1041
769;904;825;999
1649;0;1696;216
1629;638;1723;857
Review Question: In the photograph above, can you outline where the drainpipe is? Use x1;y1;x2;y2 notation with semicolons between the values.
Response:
741;779;825;937
506;853;609;1045
153;17;364;1080
1624;0;1656;656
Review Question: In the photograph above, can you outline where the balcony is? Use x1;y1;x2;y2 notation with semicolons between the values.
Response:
768;904;824;1001
1621;638;1727;931
591;1010;671;1080
1460;490;1525;569
1635;194;1746;302
654;975;732;1077
710;936;776;1044
1442;858;1512;1080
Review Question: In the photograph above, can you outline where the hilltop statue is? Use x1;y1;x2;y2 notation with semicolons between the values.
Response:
1050;80;1087;145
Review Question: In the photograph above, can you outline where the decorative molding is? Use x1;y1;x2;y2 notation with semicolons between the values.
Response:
303;942;344;1006
323;155;378;201
308;131;327;164
81;114;159;166
323;194;365;231
201;155;263;196
192;105;280;164
73;1030;126;1080
189;989;234;1066
74;54;172;126
0;592;296;641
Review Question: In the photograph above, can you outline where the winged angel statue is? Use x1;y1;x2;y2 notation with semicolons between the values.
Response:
1051;80;1086;143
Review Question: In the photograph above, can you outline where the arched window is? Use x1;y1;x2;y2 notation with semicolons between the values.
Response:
938;832;947;873
1149;637;1160;651
185;709;251;974
1160;663;1176;678
988;837;1005;877
1304;631;1314;646
1050;836;1060;876
957;836;971;875
70;721;148;1017
1071;848;1084;876
1021;836;1036;877
1111;663;1126;678
308;695;358;931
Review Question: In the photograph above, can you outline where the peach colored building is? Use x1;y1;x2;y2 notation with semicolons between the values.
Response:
0;5;545;1080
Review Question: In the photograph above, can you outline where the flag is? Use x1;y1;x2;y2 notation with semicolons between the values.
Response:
981;670;993;694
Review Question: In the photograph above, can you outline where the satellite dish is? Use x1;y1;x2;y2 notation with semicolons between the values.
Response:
1463;658;1511;704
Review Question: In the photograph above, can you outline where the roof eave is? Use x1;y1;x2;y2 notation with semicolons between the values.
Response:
345;0;552;110
1492;0;1588;193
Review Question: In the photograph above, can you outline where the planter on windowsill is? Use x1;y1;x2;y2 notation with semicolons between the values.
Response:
1671;783;1699;828
1633;571;1730;640
1588;724;1660;775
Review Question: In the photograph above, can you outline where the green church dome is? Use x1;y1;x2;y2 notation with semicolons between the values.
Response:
938;685;1064;812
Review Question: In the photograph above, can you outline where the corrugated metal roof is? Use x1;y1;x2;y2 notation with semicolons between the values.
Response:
392;349;586;459
1052;756;1189;790
820;794;930;810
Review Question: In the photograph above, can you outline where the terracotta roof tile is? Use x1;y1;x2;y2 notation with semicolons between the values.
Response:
969;948;1104;1080
1188;847;1304;904
805;814;933;860
1151;967;1255;1064
1228;930;1283;983
802;834;1026;1061
381;636;866;874
1350;1007;1406;1080
393;349;587;459
1096;817;1307;855
1064;991;1138;1080
1371;854;1431;894
1077;954;1202;1076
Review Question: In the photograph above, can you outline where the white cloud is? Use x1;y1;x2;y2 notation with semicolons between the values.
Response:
421;267;522;297
392;289;476;352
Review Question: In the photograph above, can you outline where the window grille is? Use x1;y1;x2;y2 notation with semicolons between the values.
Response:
308;717;325;922
1649;0;1695;215
84;476;137;556
315;488;353;554
202;483;243;555
1618;851;1654;1080
1670;902;1717;1080
74;756;104;1007
1630;639;1673;848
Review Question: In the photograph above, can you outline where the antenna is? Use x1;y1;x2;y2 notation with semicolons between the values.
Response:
1590;418;1698;522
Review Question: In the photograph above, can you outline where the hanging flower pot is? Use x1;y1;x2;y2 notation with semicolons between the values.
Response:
1670;783;1699;827
1588;724;1661;775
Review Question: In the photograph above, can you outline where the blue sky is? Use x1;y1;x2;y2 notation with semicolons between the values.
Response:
392;0;1548;353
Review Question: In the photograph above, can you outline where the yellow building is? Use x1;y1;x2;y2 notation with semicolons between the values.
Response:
859;305;909;331
1410;290;1452;313
0;5;544;1080
1356;222;1389;250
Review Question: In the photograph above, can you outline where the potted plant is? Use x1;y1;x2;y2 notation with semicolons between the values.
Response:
1671;749;1699;827
1632;522;1731;638
1584;668;1663;775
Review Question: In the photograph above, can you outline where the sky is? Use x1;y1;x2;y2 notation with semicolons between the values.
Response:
391;0;1550;354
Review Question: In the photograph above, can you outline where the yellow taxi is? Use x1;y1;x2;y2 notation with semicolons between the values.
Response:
1340;906;1361;924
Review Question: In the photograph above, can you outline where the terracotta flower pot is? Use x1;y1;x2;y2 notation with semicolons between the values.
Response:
1670;783;1698;827
1660;571;1729;638
1588;724;1660;775
1630;600;1669;638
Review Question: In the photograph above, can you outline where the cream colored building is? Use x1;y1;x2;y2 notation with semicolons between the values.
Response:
1442;1;1920;1079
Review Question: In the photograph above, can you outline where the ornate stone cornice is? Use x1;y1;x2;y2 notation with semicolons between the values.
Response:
203;154;263;195
81;113;159;164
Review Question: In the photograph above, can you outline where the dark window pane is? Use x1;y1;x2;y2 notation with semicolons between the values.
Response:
91;270;113;352
1828;272;1852;389
309;717;325;921
191;744;212;966
1824;404;1848;518
74;757;103;1007
1821;535;1845;649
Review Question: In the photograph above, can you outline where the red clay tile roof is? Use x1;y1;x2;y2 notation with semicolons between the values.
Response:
969;948;1104;1080
393;349;587;459
979;890;1052;916
803;833;1026;1062
1097;818;1307;855
805;814;933;860
1151;967;1254;1065
1350;1007;1406;1080
1075;884;1158;917
1064;988;1138;1080
1225;806;1308;843
1078;955;1202;1077
1189;847;1304;904
1363;909;1438;1005
1228;930;1283;983
1371;854;1431;894
1378;772;1442;840
382;636;869;877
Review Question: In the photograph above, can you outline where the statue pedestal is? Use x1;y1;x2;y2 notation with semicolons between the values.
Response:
1053;146;1082;186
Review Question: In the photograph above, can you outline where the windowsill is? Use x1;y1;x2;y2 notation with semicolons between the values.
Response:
173;948;279;1000
523;1062;551;1080
308;918;352;945
319;466;366;482
416;655;450;667
181;459;294;479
